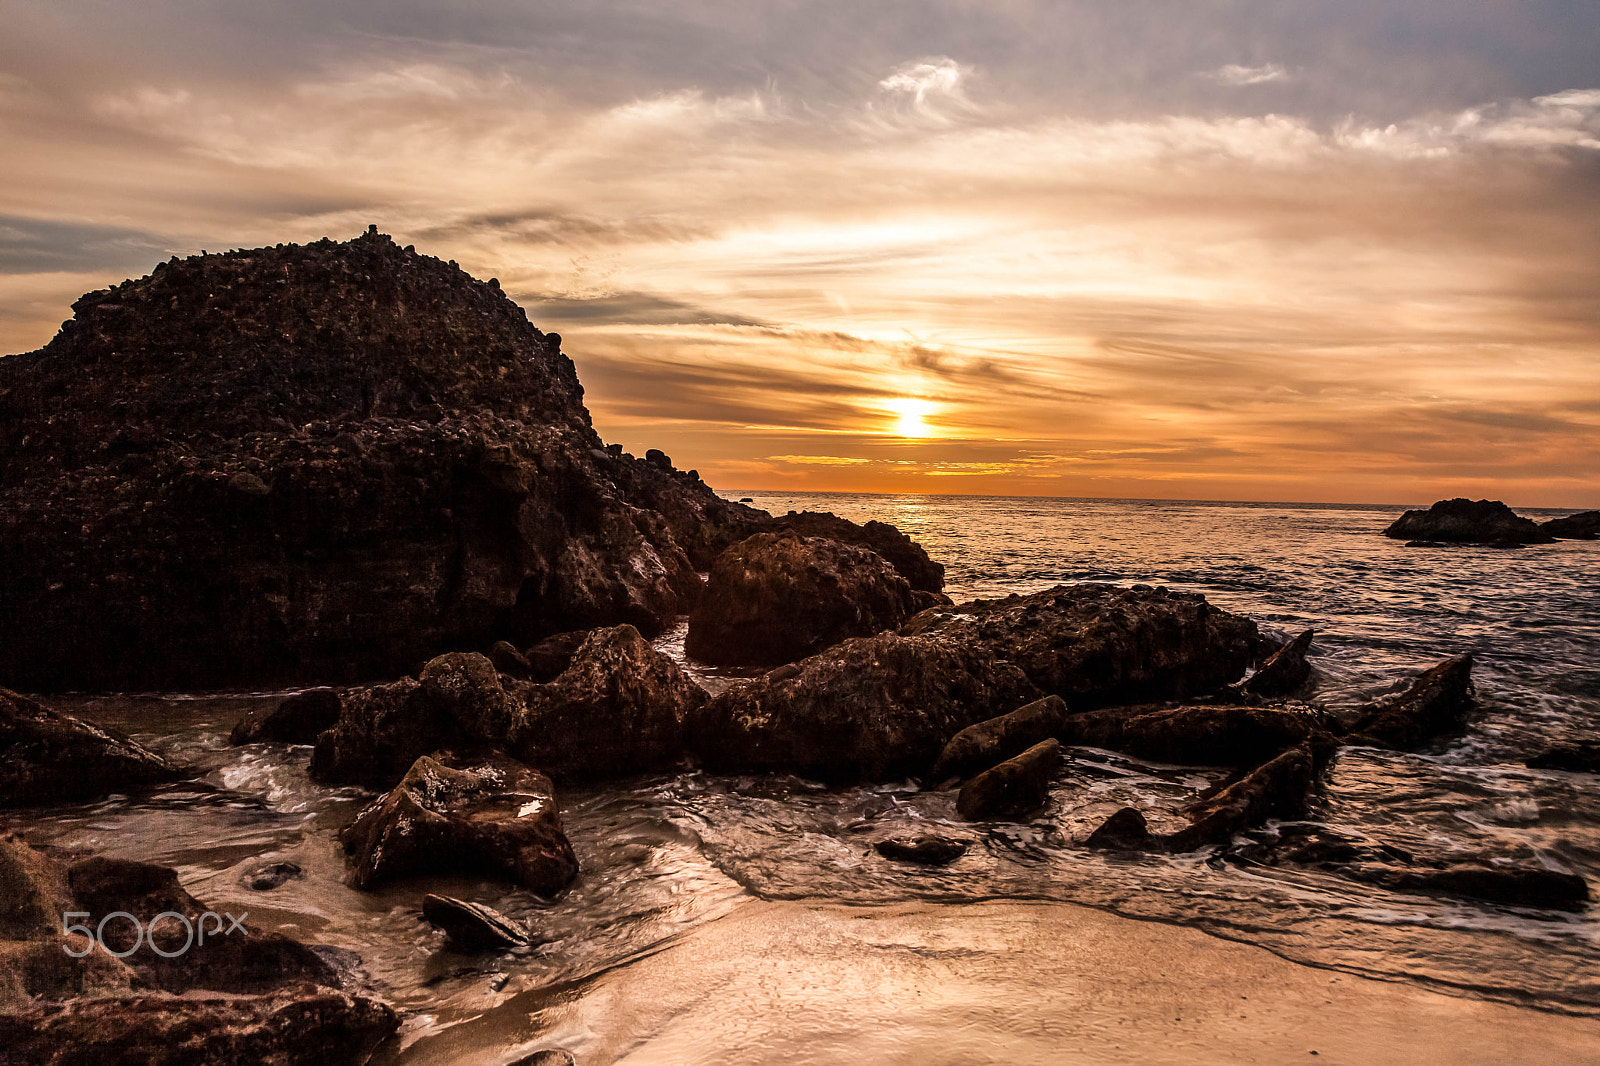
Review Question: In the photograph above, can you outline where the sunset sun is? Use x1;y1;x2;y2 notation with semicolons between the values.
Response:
886;397;935;438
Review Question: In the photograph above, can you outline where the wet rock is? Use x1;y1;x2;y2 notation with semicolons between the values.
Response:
1084;807;1161;851
0;837;135;1009
1234;628;1314;699
1541;510;1600;540
1345;862;1590;912
874;835;970;865
488;640;534;678
957;739;1062;821
0;687;181;806
1526;743;1600;774
902;584;1262;709
929;695;1071;781
1345;654;1474;750
229;687;342;746
686;632;1041;782
685;531;920;667
1057;703;1325;768
421;893;531;951
339;753;578;895
309;675;462;788
1383;498;1554;545
1166;743;1321;851
509;1051;578;1066
522;629;590;682
241;861;303;891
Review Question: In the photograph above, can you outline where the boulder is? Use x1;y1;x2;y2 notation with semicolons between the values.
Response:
308;675;462;788
1526;743;1600;775
768;511;944;592
229;688;342;746
521;630;591;682
929;695;1071;781
1345;654;1474;750
1083;807;1161;851
1541;510;1600;540
1;688;181;806
902;584;1261;709
874;836;970;865
339;753;578;895
1234;628;1314;699
1057;703;1326;767
1166;743;1320;851
685;532;920;667
956;739;1062;821
421;894;531;951
685;632;1041;782
1383;498;1554;545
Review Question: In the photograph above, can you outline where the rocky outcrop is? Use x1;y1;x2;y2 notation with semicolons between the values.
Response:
1345;654;1474;750
928;695;1070;782
686;532;920;667
421;894;531;951
229;688;342;746
685;632;1041;782
1233;628;1314;700
1;688;181;806
1383;498;1554;545
1056;703;1327;768
956;739;1062;820
339;753;578;895
902;584;1261;710
1541;510;1600;540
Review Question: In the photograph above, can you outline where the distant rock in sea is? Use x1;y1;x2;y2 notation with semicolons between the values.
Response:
1382;498;1554;546
1541;510;1600;540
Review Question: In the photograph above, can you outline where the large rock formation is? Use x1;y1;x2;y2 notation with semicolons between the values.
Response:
0;230;922;692
1383;498;1554;545
685;531;920;667
1541;510;1600;540
1;688;181;806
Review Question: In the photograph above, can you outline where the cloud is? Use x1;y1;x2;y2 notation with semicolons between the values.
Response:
0;216;172;275
1207;63;1288;87
879;57;969;104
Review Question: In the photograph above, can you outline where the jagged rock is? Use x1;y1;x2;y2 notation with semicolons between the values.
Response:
956;739;1062;821
1383;499;1554;545
1;688;181;806
1234;628;1314;699
767;511;944;592
1343;862;1590;912
685;531;920;667
902;584;1261;709
1541;510;1600;540
685;632;1041;782
929;695;1071;782
874;835;970;865
241;861;303;891
1057;703;1326;767
339;753;578;895
229;688;342;746
1166;743;1320;851
1345;654;1474;750
1084;807;1161;851
521;630;590;682
1526;743;1600;774
421;894;531;951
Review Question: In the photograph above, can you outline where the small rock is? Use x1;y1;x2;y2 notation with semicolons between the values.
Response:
1526;743;1600;775
421;894;530;951
930;695;1070;781
1346;862;1590;911
522;630;591;682
1084;807;1161;851
1166;743;1323;851
509;1051;577;1066
874;835;970;865
241;861;303;891
488;640;534;678
226;471;271;496
957;739;1062;821
1235;628;1314;699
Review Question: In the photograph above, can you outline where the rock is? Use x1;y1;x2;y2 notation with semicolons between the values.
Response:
956;739;1062;821
509;1051;578;1066
0;834;74;940
241;861;303;891
309;675;462;788
929;695;1071;781
645;448;673;470
421;894;530;951
1526;743;1600;774
488;640;534;677
1235;628;1314;699
1541;510;1600;540
686;632;1041;782
1345;654;1474;750
339;753;578;895
874;835;970;865
1057;703;1326;767
1166;743;1321;851
685;532;920;667
229;688;342;746
522;630;590;682
1084;807;1161;851
902;584;1262;709
0;687;181;806
1344;862;1590;912
770;511;945;592
1383;498;1554;545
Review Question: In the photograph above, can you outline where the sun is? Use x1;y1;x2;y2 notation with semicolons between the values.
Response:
885;397;935;438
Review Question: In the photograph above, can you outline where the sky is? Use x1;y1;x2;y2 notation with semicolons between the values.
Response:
2;2;1597;506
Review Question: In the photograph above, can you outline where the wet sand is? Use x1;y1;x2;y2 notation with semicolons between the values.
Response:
386;898;1600;1065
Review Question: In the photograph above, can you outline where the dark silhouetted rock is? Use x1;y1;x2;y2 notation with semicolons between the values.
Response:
1541;510;1600;540
768;511;944;592
1;688;181;806
229;688;342;746
1345;863;1590;912
686;632;1041;782
685;531;920;667
1057;703;1326;767
339;753;578;895
1234;628;1314;699
1526;743;1600;774
522;630;590;682
488;640;534;678
874;835;970;865
509;1051;578;1066
957;739;1062;821
902;584;1261;709
421;894;530;951
1383;499;1553;545
929;695;1071;782
241;861;303;891
1345;654;1474;750
1166;744;1319;851
1084;807;1161;851
309;675;461;788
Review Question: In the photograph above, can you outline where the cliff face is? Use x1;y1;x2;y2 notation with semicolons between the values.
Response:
0;229;767;691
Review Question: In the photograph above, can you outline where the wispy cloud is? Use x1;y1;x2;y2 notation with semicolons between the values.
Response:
1206;63;1288;87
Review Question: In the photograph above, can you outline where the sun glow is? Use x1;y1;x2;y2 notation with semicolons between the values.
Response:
885;397;936;438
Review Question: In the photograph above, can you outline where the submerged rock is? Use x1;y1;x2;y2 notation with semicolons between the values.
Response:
1345;654;1474;750
0;688;181;806
902;584;1261;709
956;739;1062;821
1057;703;1326;768
339;753;578;895
1383;499;1554;546
241;861;304;891
685;632;1041;781
421;894;531;951
1084;807;1161;851
1540;510;1600;540
929;695;1071;782
685;531;919;667
1167;743;1321;851
1234;628;1314;700
229;687;342;746
874;835;970;865
1526;743;1600;775
1344;862;1590;912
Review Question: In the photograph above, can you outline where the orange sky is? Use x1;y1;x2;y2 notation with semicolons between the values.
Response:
2;3;1597;506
